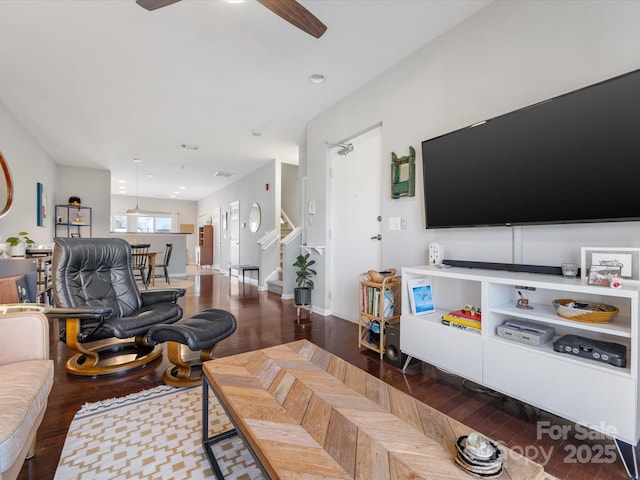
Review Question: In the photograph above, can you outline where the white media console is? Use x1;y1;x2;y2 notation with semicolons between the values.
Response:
400;265;639;478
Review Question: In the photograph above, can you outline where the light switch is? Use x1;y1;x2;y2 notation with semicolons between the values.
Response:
389;217;401;230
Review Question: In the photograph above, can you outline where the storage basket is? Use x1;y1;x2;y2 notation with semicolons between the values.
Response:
552;299;618;324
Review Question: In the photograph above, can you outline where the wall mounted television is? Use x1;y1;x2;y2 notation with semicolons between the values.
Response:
421;68;640;229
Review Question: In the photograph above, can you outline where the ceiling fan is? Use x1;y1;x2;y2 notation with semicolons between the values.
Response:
136;0;327;38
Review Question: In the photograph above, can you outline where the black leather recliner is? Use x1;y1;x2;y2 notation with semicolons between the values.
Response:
46;237;186;376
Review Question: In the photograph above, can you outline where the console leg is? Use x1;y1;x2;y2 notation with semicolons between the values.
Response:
402;355;413;373
615;438;639;480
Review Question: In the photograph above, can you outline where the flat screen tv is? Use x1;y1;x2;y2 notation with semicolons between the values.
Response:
421;68;640;229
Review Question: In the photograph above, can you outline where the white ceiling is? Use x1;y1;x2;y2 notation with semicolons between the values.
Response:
0;0;489;201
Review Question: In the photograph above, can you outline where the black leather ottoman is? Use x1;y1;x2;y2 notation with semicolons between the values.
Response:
146;308;237;387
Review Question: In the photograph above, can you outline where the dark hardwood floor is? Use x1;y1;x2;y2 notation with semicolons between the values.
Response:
19;269;630;479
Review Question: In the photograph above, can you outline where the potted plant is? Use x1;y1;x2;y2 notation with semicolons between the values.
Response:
6;231;35;257
293;253;316;306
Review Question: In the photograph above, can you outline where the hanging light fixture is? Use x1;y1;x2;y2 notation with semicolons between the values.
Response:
126;159;150;216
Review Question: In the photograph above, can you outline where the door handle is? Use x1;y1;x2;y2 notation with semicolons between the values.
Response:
370;234;382;240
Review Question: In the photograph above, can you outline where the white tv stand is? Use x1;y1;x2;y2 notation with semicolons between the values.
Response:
401;265;639;479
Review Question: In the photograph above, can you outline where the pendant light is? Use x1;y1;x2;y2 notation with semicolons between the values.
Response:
126;159;149;216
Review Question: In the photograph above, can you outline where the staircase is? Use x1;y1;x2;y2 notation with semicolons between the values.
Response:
266;214;294;295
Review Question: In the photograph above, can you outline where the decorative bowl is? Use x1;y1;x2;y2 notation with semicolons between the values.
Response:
367;268;396;283
553;299;618;324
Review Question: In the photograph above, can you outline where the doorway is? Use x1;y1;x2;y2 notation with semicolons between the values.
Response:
330;125;383;322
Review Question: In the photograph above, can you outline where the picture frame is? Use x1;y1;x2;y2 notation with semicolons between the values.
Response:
408;278;435;315
587;264;623;287
36;182;47;227
581;247;640;283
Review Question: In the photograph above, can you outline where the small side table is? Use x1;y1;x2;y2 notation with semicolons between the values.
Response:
228;264;259;295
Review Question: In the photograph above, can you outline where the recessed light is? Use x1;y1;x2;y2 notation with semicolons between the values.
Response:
118;180;126;184
213;171;234;177
147;174;153;178
179;186;186;190
309;74;326;85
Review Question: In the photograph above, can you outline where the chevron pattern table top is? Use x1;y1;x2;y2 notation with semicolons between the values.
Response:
203;340;555;480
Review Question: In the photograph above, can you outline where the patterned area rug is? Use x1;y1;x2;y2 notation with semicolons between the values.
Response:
54;385;263;479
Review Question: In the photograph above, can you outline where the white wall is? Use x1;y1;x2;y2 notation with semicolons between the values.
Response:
305;0;640;313
198;161;278;278
0;99;56;245
56;165;111;238
281;163;299;227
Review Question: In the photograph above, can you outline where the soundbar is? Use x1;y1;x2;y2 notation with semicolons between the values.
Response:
442;259;567;276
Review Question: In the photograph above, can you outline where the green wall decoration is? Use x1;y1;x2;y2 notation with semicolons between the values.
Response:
391;146;415;199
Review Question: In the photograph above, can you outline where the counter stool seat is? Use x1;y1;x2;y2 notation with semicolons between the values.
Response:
146;309;237;387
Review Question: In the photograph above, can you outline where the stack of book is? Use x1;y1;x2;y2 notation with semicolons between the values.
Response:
441;308;481;334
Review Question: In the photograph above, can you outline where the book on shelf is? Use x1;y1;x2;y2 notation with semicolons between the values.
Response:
360;284;395;318
448;309;482;321
441;314;481;329
441;318;481;334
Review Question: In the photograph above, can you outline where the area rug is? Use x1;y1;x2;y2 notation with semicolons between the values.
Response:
54;385;263;480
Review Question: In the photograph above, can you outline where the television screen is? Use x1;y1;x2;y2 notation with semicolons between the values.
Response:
422;69;640;229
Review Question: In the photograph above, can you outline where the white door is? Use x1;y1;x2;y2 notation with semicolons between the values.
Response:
330;126;382;322
229;201;240;266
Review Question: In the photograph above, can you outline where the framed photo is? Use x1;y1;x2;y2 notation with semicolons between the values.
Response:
36;182;47;227
588;264;622;287
581;247;640;283
408;278;435;315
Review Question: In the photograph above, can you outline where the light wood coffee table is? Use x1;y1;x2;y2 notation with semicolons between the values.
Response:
202;340;556;479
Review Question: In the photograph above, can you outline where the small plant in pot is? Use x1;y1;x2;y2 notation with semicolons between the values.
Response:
6;231;35;257
293;253;316;306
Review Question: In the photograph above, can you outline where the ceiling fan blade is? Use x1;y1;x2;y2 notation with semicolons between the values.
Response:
136;0;181;11
257;0;327;38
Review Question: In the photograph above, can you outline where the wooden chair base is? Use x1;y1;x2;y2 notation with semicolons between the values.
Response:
162;341;215;387
63;318;163;377
65;339;163;377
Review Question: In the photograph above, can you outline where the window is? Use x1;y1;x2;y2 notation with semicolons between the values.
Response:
113;213;173;233
113;215;127;233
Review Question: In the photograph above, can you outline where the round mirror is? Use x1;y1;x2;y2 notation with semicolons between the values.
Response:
0;151;13;219
248;203;261;233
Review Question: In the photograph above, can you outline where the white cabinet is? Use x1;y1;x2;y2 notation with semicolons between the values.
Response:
401;265;639;453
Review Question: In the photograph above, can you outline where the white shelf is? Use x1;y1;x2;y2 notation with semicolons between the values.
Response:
486;335;631;377
400;264;640;446
491;302;632;338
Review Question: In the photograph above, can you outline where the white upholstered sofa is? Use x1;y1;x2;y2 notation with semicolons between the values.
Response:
0;311;54;480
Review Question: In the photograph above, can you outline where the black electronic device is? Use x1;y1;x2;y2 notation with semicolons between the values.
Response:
421;68;640;229
384;323;417;369
553;335;626;368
